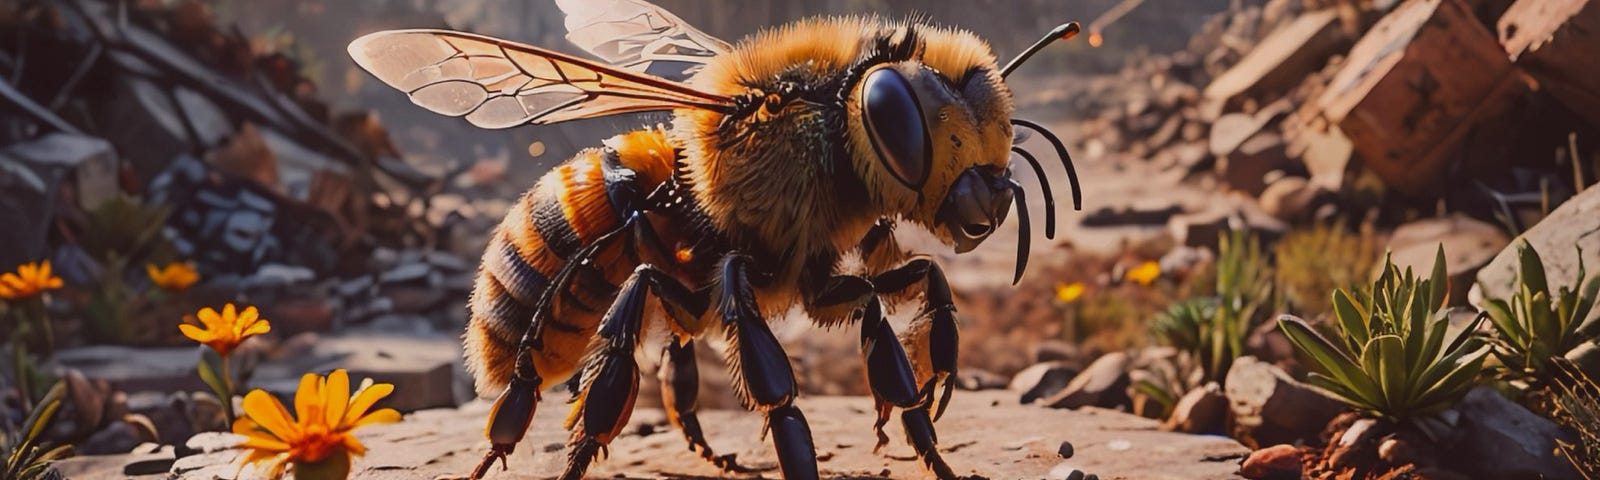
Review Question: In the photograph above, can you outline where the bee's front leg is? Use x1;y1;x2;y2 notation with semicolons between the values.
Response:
873;258;958;420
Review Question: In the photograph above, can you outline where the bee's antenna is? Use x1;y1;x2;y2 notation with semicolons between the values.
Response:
1011;118;1082;211
1011;147;1057;239
1000;22;1081;78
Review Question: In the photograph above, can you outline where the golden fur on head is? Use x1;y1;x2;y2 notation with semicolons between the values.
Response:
673;16;1015;278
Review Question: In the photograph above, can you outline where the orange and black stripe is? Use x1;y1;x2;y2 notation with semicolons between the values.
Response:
465;128;679;395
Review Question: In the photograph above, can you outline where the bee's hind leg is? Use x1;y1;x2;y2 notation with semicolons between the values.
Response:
561;264;690;480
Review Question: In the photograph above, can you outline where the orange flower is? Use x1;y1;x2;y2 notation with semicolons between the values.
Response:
0;261;63;301
180;303;270;357
1126;260;1162;287
147;262;200;291
234;369;401;479
1055;282;1086;304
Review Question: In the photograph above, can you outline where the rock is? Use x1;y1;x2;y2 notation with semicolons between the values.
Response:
1446;386;1580;480
0;133;115;270
55;346;209;394
249;334;464;412
1167;196;1288;249
1164;382;1227;435
1472;184;1600;313
1203;10;1347;110
1311;0;1527;194
1080;205;1185;227
1225;356;1348;448
1042;352;1132;410
98;76;194;181
1388;214;1510;305
96;390;1248;480
1239;444;1302;480
1294;125;1355;190
1499;0;1600;129
957;369;1010;391
1218;131;1290;196
1257;176;1326;222
1058;440;1075;459
1328;417;1382;470
1011;361;1081;404
79;421;142;455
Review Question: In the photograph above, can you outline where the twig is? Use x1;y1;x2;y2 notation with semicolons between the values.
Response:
1572;132;1587;192
0;80;83;135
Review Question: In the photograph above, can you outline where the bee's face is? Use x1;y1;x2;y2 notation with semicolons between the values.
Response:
847;57;1015;252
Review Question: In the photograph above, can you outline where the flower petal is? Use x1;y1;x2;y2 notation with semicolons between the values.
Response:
197;307;223;330
350;408;401;428
237;435;291;452
324;370;350;430
294;372;324;428
342;435;368;456
179;324;214;343
342;383;393;426
222;303;238;325
240;319;272;337
242;390;299;440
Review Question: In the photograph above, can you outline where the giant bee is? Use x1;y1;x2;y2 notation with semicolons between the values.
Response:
349;1;1081;478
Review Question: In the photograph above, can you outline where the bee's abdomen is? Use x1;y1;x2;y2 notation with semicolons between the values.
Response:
465;129;678;396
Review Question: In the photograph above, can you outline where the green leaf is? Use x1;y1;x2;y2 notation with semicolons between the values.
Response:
197;359;228;401
1333;289;1370;347
1428;244;1448;310
21;383;66;444
1280;316;1381;405
1518;241;1549;298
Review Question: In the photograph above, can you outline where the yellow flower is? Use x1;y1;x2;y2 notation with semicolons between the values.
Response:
0;261;63;301
1055;282;1086;303
180;303;270;357
147;262;200;291
234;370;401;479
1127;261;1162;287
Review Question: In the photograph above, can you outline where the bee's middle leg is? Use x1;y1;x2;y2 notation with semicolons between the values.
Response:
720;253;819;480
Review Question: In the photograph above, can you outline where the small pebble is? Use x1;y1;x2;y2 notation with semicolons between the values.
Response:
1057;441;1074;459
1065;469;1085;480
1085;475;1100;480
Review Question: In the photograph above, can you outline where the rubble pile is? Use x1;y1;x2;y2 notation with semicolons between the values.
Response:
1060;0;1596;233
0;0;473;338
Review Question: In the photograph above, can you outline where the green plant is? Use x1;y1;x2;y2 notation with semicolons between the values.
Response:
1275;222;1382;318
1152;230;1271;385
1483;241;1600;384
2;381;71;480
1278;246;1490;421
76;195;174;343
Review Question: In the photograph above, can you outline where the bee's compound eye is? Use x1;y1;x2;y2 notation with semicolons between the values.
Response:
861;68;930;189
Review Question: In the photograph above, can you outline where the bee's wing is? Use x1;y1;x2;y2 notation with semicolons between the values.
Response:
556;0;731;79
348;29;735;129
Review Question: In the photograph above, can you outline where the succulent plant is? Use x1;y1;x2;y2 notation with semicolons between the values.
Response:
2;382;71;480
1482;241;1600;383
1278;246;1489;420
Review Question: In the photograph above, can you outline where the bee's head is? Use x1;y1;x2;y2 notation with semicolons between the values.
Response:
845;22;1082;284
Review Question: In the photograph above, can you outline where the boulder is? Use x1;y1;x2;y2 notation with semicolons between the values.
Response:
1258;176;1326;222
1387;214;1510;306
1472;184;1600;314
1042;352;1132;410
1010;361;1081;405
250;334;465;412
1499;0;1600;129
1163;382;1228;435
1225;356;1348;448
55;346;209;394
1446;386;1580;480
1204;10;1347;110
1218;131;1291;195
1311;0;1527;194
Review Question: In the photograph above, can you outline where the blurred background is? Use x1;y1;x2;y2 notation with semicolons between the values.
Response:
2;0;1599;478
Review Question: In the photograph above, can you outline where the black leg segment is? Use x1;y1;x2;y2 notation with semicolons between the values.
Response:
659;338;750;472
719;253;819;479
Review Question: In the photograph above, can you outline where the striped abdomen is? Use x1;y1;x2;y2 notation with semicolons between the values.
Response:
465;128;677;395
